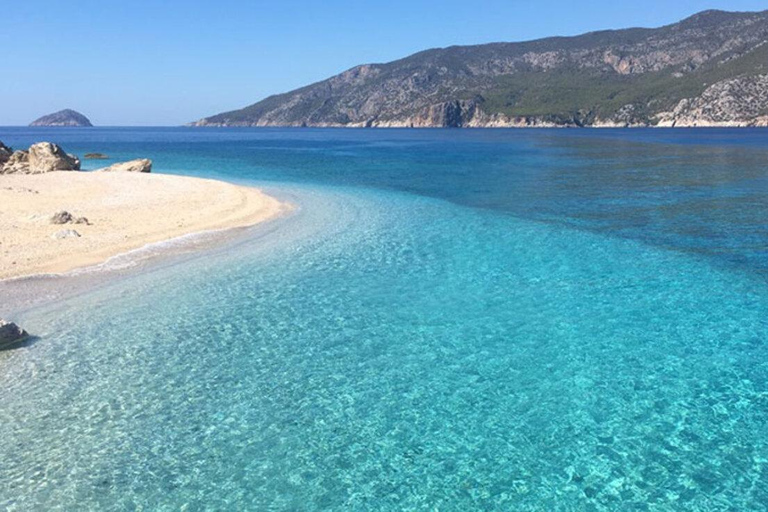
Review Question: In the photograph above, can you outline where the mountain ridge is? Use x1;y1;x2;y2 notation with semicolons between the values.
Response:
192;9;768;128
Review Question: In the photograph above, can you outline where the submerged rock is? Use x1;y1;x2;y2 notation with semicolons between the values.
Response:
0;320;28;348
51;229;81;239
96;158;152;173
0;142;80;174
84;153;109;159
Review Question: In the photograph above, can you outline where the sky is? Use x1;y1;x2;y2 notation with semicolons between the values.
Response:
1;0;766;126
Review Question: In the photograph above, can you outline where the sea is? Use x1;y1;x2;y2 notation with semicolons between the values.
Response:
1;127;768;510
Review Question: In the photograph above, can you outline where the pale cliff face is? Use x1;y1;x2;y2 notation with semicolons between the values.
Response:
655;74;768;127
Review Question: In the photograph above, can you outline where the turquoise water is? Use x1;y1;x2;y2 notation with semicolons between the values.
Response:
1;128;768;510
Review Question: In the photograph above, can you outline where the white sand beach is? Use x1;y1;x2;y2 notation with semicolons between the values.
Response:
0;171;289;280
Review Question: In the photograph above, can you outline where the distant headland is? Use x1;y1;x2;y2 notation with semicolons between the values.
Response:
191;9;768;128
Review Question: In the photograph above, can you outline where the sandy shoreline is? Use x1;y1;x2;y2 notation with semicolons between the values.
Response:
0;171;289;280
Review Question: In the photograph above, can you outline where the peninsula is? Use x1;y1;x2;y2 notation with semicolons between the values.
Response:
192;9;768;128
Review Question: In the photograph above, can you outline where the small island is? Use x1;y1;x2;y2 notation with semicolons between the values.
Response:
29;109;93;127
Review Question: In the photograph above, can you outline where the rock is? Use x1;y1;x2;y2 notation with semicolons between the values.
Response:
28;142;81;173
655;74;768;127
50;211;74;224
51;229;81;239
84;153;109;159
96;158;152;173
1;150;29;174
0;320;28;348
1;142;80;174
0;141;12;165
48;211;88;225
30;109;93;127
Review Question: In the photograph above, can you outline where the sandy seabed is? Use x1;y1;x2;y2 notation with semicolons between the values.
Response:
0;171;289;280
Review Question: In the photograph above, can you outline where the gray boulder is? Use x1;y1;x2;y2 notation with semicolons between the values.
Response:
50;211;89;225
96;158;152;173
0;320;28;348
50;211;74;224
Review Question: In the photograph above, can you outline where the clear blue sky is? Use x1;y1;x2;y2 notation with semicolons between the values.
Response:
2;0;766;126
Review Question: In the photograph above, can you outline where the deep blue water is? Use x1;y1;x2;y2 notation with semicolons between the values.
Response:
1;127;768;510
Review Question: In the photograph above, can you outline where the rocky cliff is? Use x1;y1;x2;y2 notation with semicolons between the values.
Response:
656;74;768;126
30;109;93;127
192;9;768;128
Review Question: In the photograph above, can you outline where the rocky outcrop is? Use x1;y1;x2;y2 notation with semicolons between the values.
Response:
0;320;28;348
0;142;81;175
95;158;152;173
1;149;29;174
30;109;93;127
348;100;570;128
415;100;481;128
28;142;81;173
192;9;768;128
655;74;768;127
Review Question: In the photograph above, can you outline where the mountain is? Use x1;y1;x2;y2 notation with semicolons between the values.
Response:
30;109;93;127
192;10;768;128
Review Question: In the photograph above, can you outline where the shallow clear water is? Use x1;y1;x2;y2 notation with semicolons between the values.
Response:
2;128;768;510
